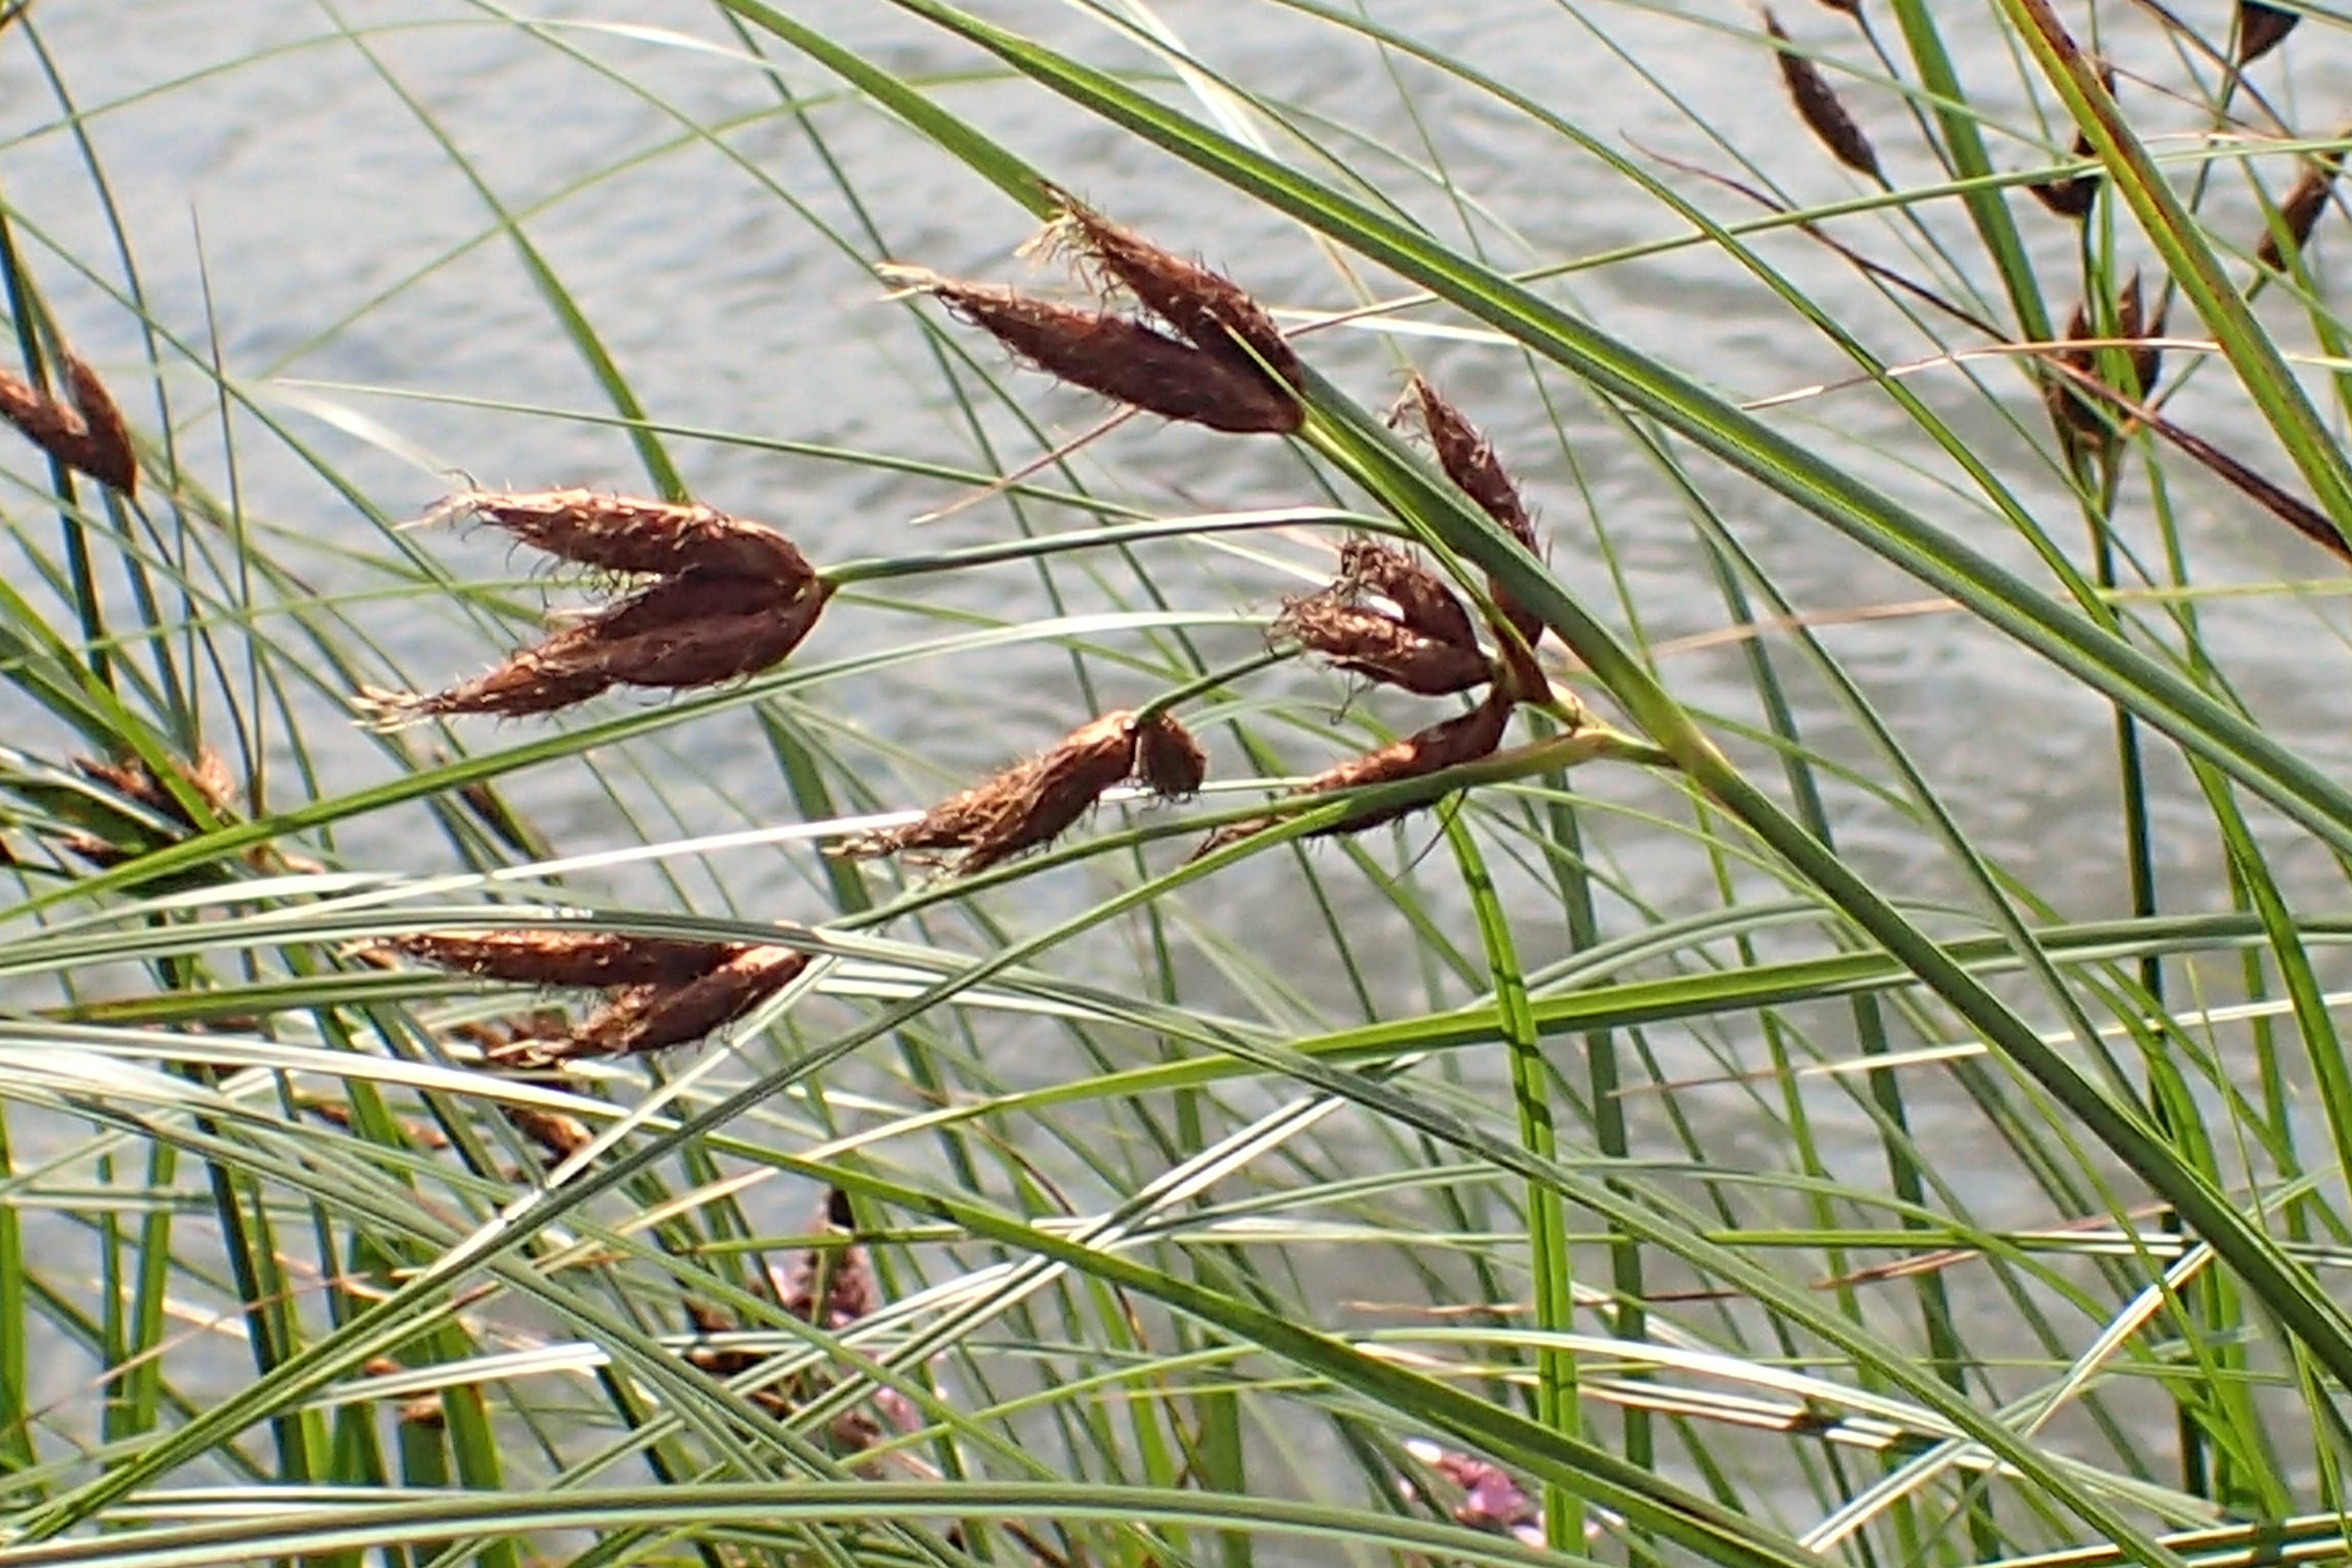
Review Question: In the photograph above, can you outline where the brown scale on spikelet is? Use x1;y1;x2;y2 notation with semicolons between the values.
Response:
2045;273;2164;451
831;711;1141;875
1133;710;1208;799
2237;1;2299;65
426;489;817;588
884;268;1301;435
1392;375;1546;651
385;929;745;990
1765;11;1883;181
2026;71;2112;221
1040;190;1304;391
1274;590;1492;697
0;353;136;496
354;573;832;728
553;943;809;1061
2257;142;2345;272
1200;691;1514;853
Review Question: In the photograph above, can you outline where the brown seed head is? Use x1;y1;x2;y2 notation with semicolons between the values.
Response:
1394;375;1545;646
886;268;1301;435
2238;1;2300;65
1337;539;1480;653
428;489;816;589
550;943;810;1060
1133;710;1208;799
1766;11;1883;181
385;929;744;989
73;747;235;832
2257;142;2345;271
1275;592;1492;697
2046;273;2163;448
832;711;1141;874
501;1102;594;1162
1200;692;1514;854
354;574;830;728
1043;191;1304;390
0;353;136;496
782;1187;877;1330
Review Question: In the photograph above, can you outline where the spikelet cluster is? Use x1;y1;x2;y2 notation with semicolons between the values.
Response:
356;489;830;728
2046;272;2165;452
832;709;1209;876
0;352;135;496
885;192;1302;435
385;926;807;1064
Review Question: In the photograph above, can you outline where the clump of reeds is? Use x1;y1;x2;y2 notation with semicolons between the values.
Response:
831;708;1207;875
2256;141;2345;272
2237;0;2299;65
382;925;807;1063
355;490;831;728
0;352;136;496
2045;272;2164;453
882;192;1302;435
1764;10;1882;181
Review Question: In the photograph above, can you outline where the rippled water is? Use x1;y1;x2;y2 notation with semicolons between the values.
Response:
5;0;2350;1499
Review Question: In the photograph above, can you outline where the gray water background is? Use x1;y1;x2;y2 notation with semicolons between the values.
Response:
5;0;2352;1528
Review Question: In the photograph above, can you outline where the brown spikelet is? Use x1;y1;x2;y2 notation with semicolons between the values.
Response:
2027;128;2101;218
1201;693;1514;853
1275;592;1493;697
1134;710;1208;798
1043;191;1304;389
2256;144;2345;271
783;1187;876;1330
385;929;745;989
0;353;136;496
2045;273;2164;450
1814;0;1863;13
885;268;1301;435
1337;539;1481;653
832;711;1140;874
354;574;831;728
501;1102;594;1162
552;943;807;1059
427;489;816;587
72;747;235;831
1766;11;1883;181
2237;1;2299;64
1395;375;1545;647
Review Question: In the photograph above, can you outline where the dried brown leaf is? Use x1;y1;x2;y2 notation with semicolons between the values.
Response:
429;488;816;587
886;268;1301;435
831;710;1141;874
1766;11;1883;181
